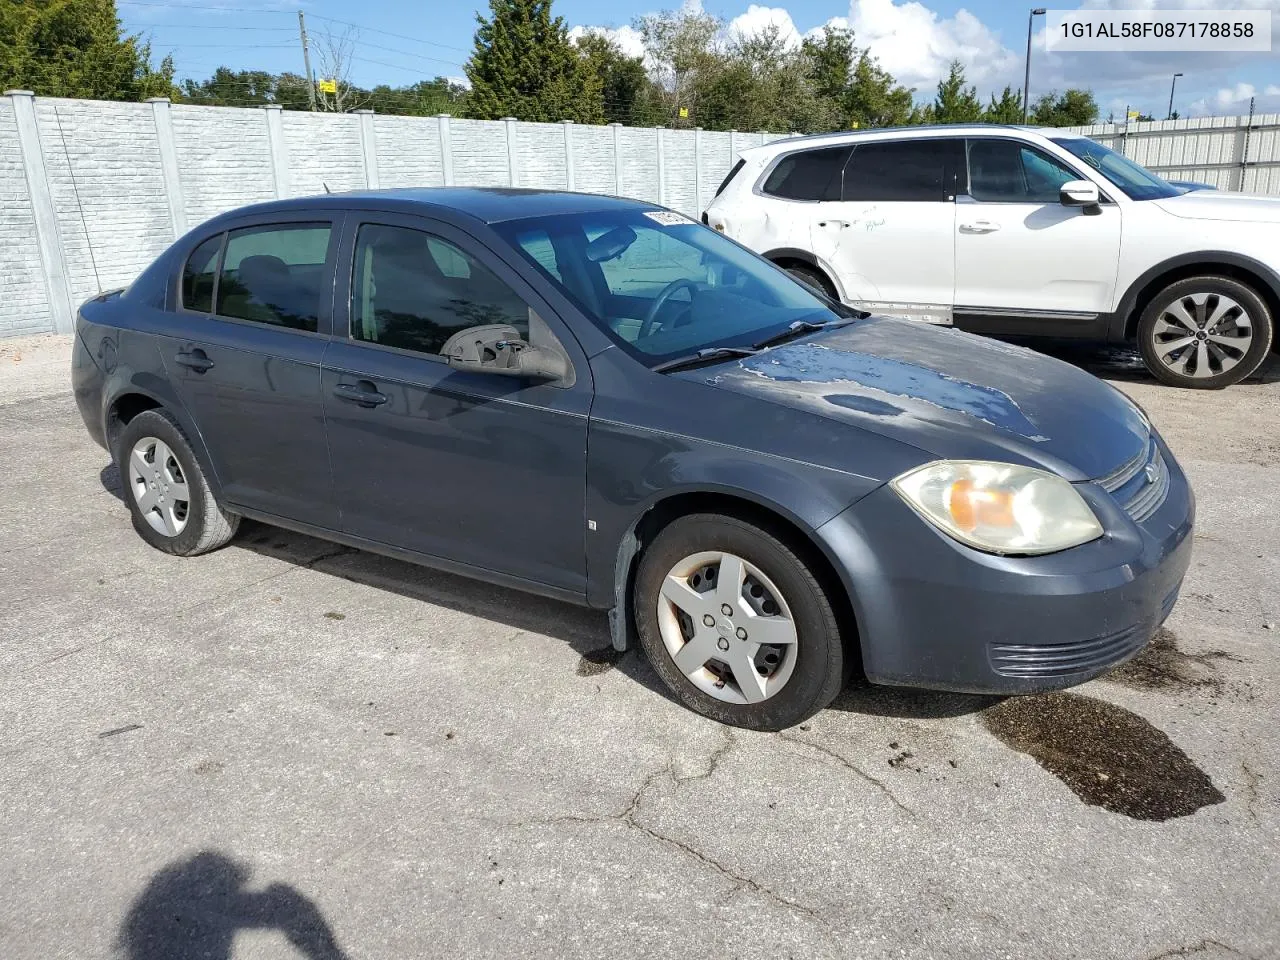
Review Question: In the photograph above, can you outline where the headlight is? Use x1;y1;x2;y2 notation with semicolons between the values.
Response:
890;460;1103;556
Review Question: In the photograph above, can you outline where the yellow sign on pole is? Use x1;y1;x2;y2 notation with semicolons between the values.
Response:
318;78;337;94
678;106;689;119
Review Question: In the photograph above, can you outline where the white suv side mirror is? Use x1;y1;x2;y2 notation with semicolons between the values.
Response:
1060;180;1100;207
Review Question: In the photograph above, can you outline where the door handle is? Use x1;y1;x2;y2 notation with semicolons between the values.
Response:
959;220;1001;234
174;349;214;373
333;381;389;408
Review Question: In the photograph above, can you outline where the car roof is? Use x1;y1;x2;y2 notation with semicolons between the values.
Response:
744;124;1084;157
200;187;661;228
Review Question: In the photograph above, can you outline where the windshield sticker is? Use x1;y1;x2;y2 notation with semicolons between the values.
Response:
643;211;694;226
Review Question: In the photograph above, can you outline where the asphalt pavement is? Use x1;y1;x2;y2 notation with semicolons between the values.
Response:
1;334;1276;960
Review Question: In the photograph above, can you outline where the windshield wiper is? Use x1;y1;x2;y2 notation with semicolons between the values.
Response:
752;317;854;350
652;346;758;374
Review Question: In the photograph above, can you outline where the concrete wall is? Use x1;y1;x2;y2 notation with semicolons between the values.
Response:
0;91;783;338
7;89;1280;339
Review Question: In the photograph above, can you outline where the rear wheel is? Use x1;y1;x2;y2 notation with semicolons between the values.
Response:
115;409;239;556
783;263;836;299
1137;276;1273;388
634;513;847;730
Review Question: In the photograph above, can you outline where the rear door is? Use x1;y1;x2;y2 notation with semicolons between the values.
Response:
810;138;963;318
159;216;340;527
953;137;1122;327
321;214;592;594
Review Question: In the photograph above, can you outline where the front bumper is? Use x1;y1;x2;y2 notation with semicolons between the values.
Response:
816;437;1194;694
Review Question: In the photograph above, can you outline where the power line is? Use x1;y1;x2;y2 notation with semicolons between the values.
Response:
306;12;471;55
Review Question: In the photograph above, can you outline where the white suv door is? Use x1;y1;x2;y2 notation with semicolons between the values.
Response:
953;138;1121;331
809;138;963;318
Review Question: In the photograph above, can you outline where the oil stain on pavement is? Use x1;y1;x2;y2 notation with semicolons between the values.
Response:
1105;628;1242;695
576;646;624;676
981;692;1225;821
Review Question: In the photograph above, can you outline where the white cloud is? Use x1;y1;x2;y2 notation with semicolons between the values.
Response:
726;5;803;50
567;24;647;61
826;0;1021;92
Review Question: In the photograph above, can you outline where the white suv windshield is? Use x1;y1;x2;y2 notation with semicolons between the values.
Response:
1051;137;1180;201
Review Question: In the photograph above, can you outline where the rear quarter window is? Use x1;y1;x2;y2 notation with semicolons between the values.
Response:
761;146;852;201
182;235;223;313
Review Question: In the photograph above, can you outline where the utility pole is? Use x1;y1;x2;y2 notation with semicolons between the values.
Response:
1167;72;1183;120
298;11;317;112
1022;7;1046;123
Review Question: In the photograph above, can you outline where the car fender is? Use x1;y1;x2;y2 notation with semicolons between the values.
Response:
99;328;225;501
760;246;847;300
1108;249;1280;340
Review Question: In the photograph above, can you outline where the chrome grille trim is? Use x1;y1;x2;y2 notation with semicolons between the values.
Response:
1123;448;1170;522
1096;440;1150;493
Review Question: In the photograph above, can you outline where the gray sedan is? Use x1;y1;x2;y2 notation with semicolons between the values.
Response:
72;188;1193;730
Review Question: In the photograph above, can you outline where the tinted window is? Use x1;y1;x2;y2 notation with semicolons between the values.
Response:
967;140;1079;203
216;224;331;331
842;139;960;202
182;235;223;313
351;224;530;355
716;159;745;197
762;147;851;201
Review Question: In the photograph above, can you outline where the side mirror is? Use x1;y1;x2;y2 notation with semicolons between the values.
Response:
442;324;568;382
1060;180;1100;207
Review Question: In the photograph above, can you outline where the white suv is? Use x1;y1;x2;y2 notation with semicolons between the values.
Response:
704;124;1278;388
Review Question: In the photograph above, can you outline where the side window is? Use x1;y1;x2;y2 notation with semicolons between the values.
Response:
351;223;531;355
842;139;962;202
761;146;852;201
216;223;332;332
182;234;223;313
966;140;1080;203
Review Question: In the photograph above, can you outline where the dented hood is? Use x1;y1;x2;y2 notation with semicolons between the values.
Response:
681;317;1149;482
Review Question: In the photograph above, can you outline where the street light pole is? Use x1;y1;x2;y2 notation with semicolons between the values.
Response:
1167;72;1183;120
1022;7;1047;123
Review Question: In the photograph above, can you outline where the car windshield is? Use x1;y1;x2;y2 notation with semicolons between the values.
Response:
1050;137;1180;201
493;210;846;367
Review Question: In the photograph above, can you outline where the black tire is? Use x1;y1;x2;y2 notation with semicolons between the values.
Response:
634;513;847;731
1136;276;1274;389
114;408;239;556
784;263;837;299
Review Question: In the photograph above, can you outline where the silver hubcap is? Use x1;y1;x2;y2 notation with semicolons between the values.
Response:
656;551;799;705
128;437;190;537
1152;292;1253;379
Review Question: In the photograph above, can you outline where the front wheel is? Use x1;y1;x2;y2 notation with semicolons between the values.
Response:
1137;276;1274;388
634;514;847;730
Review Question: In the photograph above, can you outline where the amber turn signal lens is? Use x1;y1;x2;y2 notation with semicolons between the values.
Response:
948;478;1015;532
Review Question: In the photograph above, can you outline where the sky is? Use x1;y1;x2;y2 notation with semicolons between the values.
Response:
118;0;1280;120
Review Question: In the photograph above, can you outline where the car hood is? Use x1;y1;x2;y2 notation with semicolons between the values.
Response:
679;317;1149;482
1154;189;1280;223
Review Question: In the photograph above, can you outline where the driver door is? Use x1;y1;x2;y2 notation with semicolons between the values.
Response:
321;214;593;596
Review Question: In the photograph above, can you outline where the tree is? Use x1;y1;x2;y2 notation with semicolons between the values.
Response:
983;85;1023;124
932;60;982;123
1030;89;1098;126
0;0;175;100
847;51;915;128
312;25;362;112
636;6;722;126
575;31;658;125
465;0;602;123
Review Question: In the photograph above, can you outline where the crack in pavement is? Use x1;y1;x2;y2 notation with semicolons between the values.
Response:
1145;938;1258;959
1240;762;1263;822
778;732;916;817
496;733;822;921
